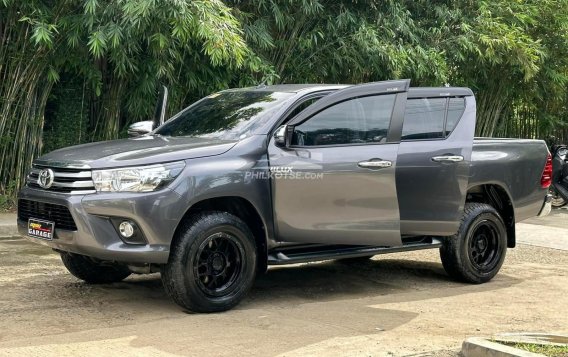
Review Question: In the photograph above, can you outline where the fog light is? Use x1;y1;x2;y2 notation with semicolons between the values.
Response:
119;221;135;238
110;217;147;245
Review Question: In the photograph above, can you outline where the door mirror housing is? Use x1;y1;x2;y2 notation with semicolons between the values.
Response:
274;125;293;148
127;120;154;137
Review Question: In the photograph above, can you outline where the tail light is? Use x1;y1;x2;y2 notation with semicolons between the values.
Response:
541;153;553;188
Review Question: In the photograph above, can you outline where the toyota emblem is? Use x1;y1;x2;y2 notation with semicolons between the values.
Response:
38;168;54;189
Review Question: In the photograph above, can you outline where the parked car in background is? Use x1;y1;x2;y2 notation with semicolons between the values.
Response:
18;80;552;312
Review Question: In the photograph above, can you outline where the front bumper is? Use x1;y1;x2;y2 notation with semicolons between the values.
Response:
17;187;186;264
537;194;552;217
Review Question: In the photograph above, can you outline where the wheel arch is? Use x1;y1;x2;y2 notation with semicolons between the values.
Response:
465;183;516;248
172;196;268;272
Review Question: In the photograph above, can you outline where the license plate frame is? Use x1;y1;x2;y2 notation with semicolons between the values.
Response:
27;218;55;240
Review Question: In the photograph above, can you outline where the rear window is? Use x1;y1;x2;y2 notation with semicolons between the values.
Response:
401;97;466;141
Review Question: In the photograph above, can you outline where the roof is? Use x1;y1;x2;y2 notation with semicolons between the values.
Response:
407;87;473;98
228;84;348;93
228;83;473;97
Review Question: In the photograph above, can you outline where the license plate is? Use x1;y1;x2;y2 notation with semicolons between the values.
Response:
27;218;55;240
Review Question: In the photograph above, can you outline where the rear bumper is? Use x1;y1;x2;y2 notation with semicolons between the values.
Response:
16;187;186;264
537;194;552;217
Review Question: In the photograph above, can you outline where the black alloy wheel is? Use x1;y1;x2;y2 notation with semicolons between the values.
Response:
162;211;257;313
440;202;507;284
194;232;244;297
467;220;501;272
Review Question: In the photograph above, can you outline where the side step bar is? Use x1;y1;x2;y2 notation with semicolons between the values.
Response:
267;238;443;265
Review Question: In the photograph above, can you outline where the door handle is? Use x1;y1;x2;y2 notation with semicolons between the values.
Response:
431;155;464;163
358;160;392;169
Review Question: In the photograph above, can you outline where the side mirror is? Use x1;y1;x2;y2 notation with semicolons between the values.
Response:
128;85;169;138
128;121;154;137
153;85;169;129
274;125;289;147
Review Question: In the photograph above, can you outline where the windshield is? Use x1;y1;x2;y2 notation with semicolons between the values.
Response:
155;90;295;140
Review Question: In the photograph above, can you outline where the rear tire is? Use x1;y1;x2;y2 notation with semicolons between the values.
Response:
440;203;507;284
162;211;257;313
60;252;131;284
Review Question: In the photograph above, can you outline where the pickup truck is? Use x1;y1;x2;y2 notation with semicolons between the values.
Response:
17;79;552;312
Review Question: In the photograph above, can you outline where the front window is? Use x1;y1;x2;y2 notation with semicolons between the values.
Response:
291;94;396;146
155;91;295;140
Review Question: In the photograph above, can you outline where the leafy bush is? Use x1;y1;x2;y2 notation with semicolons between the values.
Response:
43;76;89;154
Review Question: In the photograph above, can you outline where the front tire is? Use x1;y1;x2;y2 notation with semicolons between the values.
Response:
60;252;131;284
440;203;507;284
162;211;257;313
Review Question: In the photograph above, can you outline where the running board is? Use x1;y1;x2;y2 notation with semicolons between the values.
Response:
267;238;443;265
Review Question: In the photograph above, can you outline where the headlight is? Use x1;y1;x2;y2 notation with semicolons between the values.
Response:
92;161;185;192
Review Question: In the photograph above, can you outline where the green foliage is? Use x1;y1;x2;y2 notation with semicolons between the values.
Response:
231;0;449;84
418;0;568;138
233;0;568;138
47;0;255;140
0;180;17;212
43;77;89;153
0;0;258;199
501;342;568;357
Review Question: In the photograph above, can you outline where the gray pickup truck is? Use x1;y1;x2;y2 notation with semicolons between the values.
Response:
18;80;552;312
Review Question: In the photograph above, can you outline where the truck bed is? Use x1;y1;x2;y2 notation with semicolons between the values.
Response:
471;137;549;222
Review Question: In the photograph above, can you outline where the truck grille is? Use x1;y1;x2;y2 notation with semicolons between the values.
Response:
27;166;95;194
18;199;77;231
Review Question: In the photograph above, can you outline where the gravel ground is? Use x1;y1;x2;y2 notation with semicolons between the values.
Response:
0;212;566;356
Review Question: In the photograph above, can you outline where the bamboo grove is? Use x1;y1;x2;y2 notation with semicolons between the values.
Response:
1;0;568;204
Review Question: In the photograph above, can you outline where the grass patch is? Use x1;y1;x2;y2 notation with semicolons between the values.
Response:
501;342;568;357
0;194;16;213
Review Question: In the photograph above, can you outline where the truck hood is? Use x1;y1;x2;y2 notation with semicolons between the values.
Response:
34;135;238;169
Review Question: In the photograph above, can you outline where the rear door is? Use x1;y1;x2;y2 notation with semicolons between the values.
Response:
268;80;409;246
395;93;476;236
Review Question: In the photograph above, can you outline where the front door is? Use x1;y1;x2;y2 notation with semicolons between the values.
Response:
268;80;409;246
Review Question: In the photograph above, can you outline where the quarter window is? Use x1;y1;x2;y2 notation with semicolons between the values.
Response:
446;97;466;134
402;97;466;141
291;95;395;146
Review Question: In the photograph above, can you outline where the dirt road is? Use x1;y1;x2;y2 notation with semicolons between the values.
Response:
0;211;566;356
